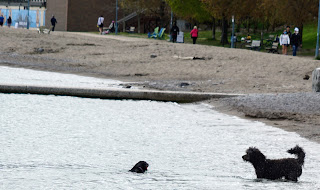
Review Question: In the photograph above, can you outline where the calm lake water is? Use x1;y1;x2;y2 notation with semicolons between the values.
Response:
1;66;320;189
0;66;122;89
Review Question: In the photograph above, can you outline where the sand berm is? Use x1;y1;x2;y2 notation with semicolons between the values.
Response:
1;27;320;143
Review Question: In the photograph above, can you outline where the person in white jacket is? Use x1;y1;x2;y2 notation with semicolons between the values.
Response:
97;15;104;35
279;30;290;55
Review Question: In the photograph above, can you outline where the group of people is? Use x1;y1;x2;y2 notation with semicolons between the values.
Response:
0;14;57;31
170;22;198;44
0;15;12;27
279;26;302;56
97;15;115;35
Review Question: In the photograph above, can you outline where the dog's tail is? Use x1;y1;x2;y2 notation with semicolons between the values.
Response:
287;145;305;166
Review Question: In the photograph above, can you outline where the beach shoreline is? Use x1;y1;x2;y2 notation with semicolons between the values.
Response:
1;27;320;143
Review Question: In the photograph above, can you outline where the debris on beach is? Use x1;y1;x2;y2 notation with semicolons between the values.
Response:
32;48;61;54
173;55;207;60
193;57;206;60
180;82;190;87
134;73;149;77
66;43;97;46
35;48;44;53
303;75;310;80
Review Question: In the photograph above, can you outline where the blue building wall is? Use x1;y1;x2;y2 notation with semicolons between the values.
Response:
0;8;45;28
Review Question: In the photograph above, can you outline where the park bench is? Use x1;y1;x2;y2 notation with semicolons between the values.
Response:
127;26;135;33
265;42;279;54
245;40;261;51
268;35;275;40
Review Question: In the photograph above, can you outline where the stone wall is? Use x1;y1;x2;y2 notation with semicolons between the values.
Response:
45;0;147;32
45;0;68;31
67;0;118;32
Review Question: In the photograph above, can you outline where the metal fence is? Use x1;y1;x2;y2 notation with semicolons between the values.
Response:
0;0;46;2
0;0;46;7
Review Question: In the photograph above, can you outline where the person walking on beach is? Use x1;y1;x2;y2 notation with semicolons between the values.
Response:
290;27;302;56
0;15;4;27
286;26;292;38
280;30;290;55
7;16;12;28
97;15;104;34
51;16;57;31
285;26;292;54
170;22;179;43
190;26;198;44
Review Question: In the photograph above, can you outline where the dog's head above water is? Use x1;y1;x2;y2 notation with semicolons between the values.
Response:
129;161;149;173
242;147;266;163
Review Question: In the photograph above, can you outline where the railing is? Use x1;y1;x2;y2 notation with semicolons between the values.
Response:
0;0;46;2
0;0;46;7
118;12;138;23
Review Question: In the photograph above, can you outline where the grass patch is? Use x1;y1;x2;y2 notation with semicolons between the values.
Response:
83;22;319;57
302;23;317;49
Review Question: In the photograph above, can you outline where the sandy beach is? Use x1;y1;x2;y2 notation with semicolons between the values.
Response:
1;27;320;143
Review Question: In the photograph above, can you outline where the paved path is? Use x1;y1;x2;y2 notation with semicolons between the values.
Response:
0;84;243;103
53;31;153;42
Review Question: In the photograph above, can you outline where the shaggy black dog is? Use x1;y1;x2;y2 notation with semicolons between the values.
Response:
242;145;305;182
129;161;149;173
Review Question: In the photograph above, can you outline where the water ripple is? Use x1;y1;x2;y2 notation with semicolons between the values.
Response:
1;94;320;189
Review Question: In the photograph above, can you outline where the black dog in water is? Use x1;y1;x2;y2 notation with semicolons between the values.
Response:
129;161;149;173
242;145;305;181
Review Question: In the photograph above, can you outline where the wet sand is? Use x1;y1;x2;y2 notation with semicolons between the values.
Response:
1;27;320;143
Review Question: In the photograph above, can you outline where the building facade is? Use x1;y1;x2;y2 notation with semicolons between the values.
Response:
46;0;118;32
0;0;46;28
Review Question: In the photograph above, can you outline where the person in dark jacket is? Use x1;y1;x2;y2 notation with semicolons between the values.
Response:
51;16;57;31
286;26;292;38
0;15;4;27
7;16;12;28
291;27;302;56
170;22;180;43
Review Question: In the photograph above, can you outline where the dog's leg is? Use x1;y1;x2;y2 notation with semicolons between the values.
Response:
285;173;298;182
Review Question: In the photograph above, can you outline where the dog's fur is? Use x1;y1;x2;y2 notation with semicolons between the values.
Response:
129;161;149;173
242;145;305;181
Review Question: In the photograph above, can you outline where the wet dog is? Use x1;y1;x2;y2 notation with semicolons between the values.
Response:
129;161;149;173
242;145;305;181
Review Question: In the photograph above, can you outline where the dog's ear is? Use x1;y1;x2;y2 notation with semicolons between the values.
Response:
247;147;256;154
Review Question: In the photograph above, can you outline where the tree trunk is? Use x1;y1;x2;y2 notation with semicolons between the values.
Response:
137;14;141;33
122;13;126;32
299;24;304;45
253;21;258;34
221;16;228;46
159;1;165;27
247;17;250;34
212;17;216;40
260;24;264;45
272;23;275;32
236;19;241;33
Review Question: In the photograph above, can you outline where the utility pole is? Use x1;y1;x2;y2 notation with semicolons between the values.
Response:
115;0;118;35
316;0;320;58
231;15;235;48
170;10;173;42
27;0;30;29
